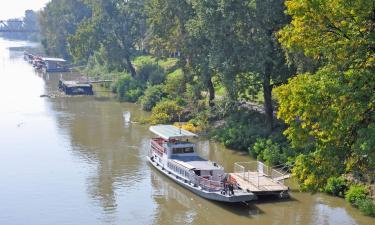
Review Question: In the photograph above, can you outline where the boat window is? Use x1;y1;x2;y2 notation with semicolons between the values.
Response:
172;147;194;154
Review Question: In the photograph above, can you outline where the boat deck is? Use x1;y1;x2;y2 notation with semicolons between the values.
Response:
230;172;288;195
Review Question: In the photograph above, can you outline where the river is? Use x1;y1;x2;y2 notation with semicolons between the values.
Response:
0;38;373;225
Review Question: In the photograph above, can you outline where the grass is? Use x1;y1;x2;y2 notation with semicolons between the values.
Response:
133;55;178;72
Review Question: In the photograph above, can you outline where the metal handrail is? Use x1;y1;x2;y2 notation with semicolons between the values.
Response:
151;139;165;156
234;161;291;184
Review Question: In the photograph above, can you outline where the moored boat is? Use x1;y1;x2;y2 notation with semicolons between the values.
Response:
147;125;255;203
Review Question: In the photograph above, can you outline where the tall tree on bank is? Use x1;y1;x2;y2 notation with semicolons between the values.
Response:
146;0;218;107
190;0;294;131
275;0;375;190
39;0;91;58
68;0;147;76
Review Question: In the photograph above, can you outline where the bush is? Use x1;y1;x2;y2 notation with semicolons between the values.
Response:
150;100;183;124
211;112;269;150
164;69;185;98
174;122;202;133
251;138;287;166
345;185;368;206
138;85;166;111
137;63;165;85
115;74;143;102
324;176;347;197
356;198;375;217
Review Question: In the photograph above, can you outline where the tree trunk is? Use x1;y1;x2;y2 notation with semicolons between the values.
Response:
263;61;274;132
126;56;136;77
207;75;215;107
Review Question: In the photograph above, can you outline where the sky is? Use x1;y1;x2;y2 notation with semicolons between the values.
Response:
0;0;50;20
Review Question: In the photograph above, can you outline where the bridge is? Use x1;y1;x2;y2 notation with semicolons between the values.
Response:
0;20;39;33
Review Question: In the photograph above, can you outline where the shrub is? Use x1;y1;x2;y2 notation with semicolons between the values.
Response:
150;100;183;124
356;198;375;217
115;74;143;102
345;185;368;206
324;176;347;197
164;69;185;98
138;85;166;111
137;63;165;85
210;111;268;150
174;122;202;133
251;138;286;166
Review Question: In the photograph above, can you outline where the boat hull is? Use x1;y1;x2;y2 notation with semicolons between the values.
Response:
147;156;255;203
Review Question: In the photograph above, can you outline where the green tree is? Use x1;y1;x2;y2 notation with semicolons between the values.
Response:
68;0;147;76
190;0;294;130
275;0;375;189
147;0;218;107
39;0;91;58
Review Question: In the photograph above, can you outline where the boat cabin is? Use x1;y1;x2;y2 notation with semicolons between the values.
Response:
41;57;69;72
149;125;225;183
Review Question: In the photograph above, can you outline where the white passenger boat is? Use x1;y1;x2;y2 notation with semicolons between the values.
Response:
147;125;255;203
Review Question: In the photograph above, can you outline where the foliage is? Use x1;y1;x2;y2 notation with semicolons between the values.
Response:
164;69;185;98
292;150;344;192
357;198;375;217
133;56;178;73
188;0;295;129
279;0;375;69
211;111;268;151
251;138;288;166
345;185;368;206
276;67;375;187
68;0;147;75
136;62;165;85
174;122;202;133
138;85;166;111
150;100;183;124
276;0;375;192
115;73;143;102
324;176;347;197
39;0;91;58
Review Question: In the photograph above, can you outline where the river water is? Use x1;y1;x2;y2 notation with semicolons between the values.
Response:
0;39;373;225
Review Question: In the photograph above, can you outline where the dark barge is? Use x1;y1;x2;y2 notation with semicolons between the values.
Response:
58;79;94;95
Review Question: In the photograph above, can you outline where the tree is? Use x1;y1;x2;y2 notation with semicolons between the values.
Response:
190;0;294;130
68;0;147;76
23;10;41;41
275;0;375;189
39;0;91;58
278;0;375;70
147;0;220;107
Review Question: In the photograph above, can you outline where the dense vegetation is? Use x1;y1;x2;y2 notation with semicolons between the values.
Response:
38;0;374;216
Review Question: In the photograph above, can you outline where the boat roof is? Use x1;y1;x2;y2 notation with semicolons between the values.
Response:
42;57;66;62
149;125;198;140
171;155;221;171
62;80;92;88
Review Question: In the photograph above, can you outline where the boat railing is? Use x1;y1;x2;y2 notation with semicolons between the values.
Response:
188;172;223;192
151;138;165;156
167;159;224;192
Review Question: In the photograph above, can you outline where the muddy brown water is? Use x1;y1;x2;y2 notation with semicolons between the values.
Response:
0;38;373;225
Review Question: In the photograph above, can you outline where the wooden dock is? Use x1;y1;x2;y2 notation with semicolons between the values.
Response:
230;172;288;194
230;161;290;197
